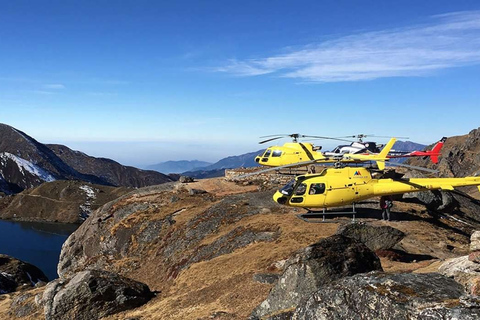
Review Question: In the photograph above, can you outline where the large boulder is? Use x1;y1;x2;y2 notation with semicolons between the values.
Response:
292;272;479;319
251;235;382;319
471;231;480;252
0;254;48;294
336;223;405;251
402;189;457;212
439;256;480;293
42;269;154;320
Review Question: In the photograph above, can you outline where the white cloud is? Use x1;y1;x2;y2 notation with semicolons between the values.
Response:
217;11;480;82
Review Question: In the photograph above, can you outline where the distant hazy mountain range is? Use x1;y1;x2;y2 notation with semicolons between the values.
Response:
147;160;213;174
0;123;173;195
392;140;426;153
147;150;264;178
182;150;264;178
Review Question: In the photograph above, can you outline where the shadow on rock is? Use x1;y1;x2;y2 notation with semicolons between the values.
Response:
250;234;383;319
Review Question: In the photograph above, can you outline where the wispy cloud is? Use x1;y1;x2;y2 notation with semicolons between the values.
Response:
43;84;65;89
31;90;57;95
86;92;118;97
216;11;480;82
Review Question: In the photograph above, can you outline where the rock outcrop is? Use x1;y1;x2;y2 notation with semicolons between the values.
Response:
336;222;405;251
41;269;154;320
57;184;282;293
440;230;480;295
0;255;48;294
292;272;480;319
251;234;383;319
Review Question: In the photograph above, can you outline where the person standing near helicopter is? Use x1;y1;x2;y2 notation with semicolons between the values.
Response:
380;196;393;221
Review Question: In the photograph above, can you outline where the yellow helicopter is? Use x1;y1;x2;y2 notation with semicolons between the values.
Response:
255;133;445;168
273;166;480;211
255;134;326;167
254;136;397;171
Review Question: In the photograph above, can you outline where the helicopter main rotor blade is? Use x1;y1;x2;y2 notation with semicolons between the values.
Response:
235;159;320;179
259;137;284;144
259;134;292;138
336;134;410;140
305;137;355;143
384;161;438;174
376;135;409;140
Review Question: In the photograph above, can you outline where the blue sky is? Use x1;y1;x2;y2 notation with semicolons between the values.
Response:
1;1;480;167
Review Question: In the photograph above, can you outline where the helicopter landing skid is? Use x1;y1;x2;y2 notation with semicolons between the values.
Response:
297;204;357;223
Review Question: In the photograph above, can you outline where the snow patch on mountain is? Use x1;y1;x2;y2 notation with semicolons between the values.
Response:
0;152;56;182
79;184;97;220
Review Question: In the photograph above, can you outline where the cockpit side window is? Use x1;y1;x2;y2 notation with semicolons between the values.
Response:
263;150;272;157
272;150;282;157
294;183;307;196
308;183;326;195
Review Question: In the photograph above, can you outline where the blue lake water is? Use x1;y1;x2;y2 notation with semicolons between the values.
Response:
0;220;78;281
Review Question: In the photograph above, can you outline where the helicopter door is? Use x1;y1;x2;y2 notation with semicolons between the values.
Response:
290;182;307;204
300;182;327;207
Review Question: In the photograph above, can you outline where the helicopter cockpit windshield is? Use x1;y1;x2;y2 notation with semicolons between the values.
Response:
280;179;295;195
330;145;349;154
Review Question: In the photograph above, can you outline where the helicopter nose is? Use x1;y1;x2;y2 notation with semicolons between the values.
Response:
273;191;288;205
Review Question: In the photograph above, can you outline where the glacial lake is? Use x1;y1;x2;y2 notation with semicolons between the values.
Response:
0;220;78;281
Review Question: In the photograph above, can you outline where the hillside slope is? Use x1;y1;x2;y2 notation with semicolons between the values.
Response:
0;180;131;223
47;144;173;187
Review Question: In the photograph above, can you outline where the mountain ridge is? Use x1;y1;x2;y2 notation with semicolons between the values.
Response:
0;123;173;195
182;150;263;178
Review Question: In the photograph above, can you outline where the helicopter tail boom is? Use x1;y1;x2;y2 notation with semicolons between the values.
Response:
373;176;480;197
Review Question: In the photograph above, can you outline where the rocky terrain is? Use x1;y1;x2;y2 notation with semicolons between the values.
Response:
408;127;480;182
0;123;173;195
0;172;477;319
0;255;48;294
0;128;480;319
